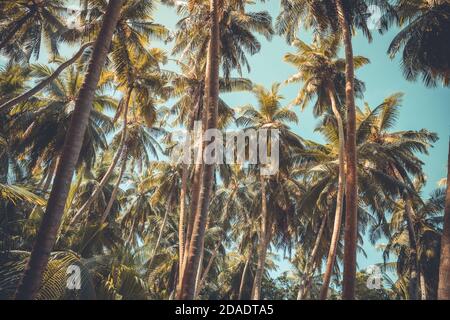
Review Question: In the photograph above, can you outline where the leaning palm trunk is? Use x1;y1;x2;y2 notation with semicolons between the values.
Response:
238;244;253;300
0;42;94;114
14;0;124;300
100;147;128;223
251;175;271;300
319;87;346;300
177;0;220;300
336;0;358;300
298;212;327;300
438;139;450;299
70;88;131;225
148;192;174;268
391;166;420;300
179;92;203;285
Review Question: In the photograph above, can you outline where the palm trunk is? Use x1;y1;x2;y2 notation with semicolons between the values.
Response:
179;91;203;286
71;87;131;225
238;245;253;300
336;0;358;300
177;0;220;300
14;0;124;300
392;166;420;300
100;147;127;224
320;87;346;300
196;242;219;298
0;43;94;113
405;200;419;300
438;138;450;299
149;192;173;268
298;213;327;300
251;175;270;300
419;270;427;300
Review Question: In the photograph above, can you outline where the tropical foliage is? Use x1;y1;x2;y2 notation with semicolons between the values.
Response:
0;0;448;300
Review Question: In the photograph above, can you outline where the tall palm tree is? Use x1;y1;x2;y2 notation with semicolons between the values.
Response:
174;1;273;298
439;139;450;299
0;0;68;61
277;0;393;299
386;0;450;87
283;35;368;299
15;0;124;300
236;83;303;299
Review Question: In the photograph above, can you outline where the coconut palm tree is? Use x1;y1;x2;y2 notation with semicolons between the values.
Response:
0;0;68;61
15;0;124;300
380;185;445;300
175;0;274;299
283;35;368;299
278;0;394;299
236;83;304;299
386;0;450;87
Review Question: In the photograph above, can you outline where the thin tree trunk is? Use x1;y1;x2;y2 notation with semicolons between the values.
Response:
298;213;327;300
179;92;203;286
148;192;173;268
320;87;346;300
193;242;205;299
419;270;427;300
70;87;131;225
177;0;220;300
196;242;218;298
336;0;358;301
251;175;270;300
438;138;450;299
238;245;253;300
0;42;94;113
14;0;124;300
100;148;127;224
405;200;419;300
392;166;420;300
41;156;60;193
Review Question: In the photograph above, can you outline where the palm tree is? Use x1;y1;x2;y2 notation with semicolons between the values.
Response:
283;35;368;299
236;83;303;299
360;94;438;299
0;0;68;61
15;0;124;300
280;0;396;299
386;0;450;87
175;0;273;298
439;139;450;299
381;185;445;300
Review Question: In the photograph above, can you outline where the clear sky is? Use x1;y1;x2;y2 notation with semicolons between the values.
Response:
155;1;449;274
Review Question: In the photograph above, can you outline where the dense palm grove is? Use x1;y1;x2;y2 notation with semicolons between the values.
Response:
0;0;449;300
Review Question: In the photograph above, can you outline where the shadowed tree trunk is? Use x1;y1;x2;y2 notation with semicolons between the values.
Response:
251;175;271;300
14;0;124;300
438;138;450;300
0;42;94;114
298;212;327;300
336;0;358;300
320;85;346;300
100;147;127;223
391;166;420;300
71;87;131;225
177;0;220;300
238;243;253;300
179;89;203;289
